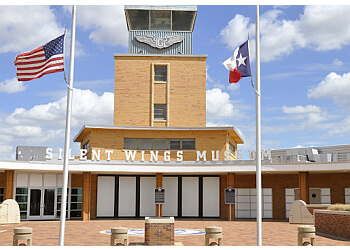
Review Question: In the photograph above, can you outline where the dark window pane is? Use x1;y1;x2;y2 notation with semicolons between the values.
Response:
20;212;27;220
70;211;82;218
16;195;28;203
0;187;4;195
139;139;152;150
19;204;27;211
154;66;167;81
154;104;167;120
16;188;28;194
151;10;171;30
0;196;3;203
182;139;195;150
153;139;166;150
169;139;181;150
124;138;137;149
71;188;82;195
71;196;82;203
172;11;196;31
128;10;149;30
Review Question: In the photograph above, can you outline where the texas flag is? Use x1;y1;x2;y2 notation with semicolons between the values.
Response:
223;40;251;83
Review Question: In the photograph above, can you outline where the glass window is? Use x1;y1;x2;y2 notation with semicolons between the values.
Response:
57;188;69;219
127;10;149;30
139;139;152;150
153;139;167;150
172;11;196;31
169;139;181;150
154;65;167;82
0;187;3;203
15;188;28;219
154;104;167;120
150;10;171;30
182;139;195;150
229;143;235;154
70;188;82;218
124;138;137;149
83;141;89;152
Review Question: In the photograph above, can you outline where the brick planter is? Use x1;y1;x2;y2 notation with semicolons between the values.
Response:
314;209;350;240
144;217;174;246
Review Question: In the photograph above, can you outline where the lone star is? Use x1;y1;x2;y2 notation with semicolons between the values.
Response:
236;53;247;67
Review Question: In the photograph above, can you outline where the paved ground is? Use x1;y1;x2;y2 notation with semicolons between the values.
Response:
1;219;350;246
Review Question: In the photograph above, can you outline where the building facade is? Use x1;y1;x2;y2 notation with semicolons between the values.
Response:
0;6;350;222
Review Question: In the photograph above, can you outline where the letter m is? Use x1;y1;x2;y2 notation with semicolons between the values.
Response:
196;151;207;161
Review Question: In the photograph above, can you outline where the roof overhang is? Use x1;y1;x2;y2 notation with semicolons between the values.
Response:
73;125;244;144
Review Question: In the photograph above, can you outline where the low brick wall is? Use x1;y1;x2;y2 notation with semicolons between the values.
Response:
306;205;329;215
314;209;350;240
144;217;174;246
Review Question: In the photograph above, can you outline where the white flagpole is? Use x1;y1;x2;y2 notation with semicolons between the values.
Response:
59;5;76;246
255;4;262;246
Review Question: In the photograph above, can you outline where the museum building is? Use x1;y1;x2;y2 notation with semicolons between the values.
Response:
0;6;350;222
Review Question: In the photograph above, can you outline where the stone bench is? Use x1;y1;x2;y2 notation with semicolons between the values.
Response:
110;227;128;246
13;227;32;246
205;226;223;246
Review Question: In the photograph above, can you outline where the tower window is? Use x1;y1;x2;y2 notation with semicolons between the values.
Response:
154;65;167;82
154;104;167;120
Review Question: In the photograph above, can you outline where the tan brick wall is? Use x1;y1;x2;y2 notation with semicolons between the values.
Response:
79;129;235;161
114;55;206;127
315;211;350;240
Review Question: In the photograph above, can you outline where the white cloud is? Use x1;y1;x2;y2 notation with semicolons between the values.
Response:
206;88;236;120
0;78;26;93
0;6;64;53
220;6;350;62
73;6;128;47
328;116;350;136
281;104;327;130
5;89;114;128
282;105;321;114
307;72;350;109
333;59;343;67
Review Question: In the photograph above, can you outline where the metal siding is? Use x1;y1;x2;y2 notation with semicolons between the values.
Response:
129;31;192;54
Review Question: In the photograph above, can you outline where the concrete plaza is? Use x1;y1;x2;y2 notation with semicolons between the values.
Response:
1;219;349;246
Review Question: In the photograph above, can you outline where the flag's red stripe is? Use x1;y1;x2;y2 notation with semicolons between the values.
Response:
15;53;46;65
229;67;242;83
17;68;64;81
15;46;43;58
15;56;64;68
17;62;64;76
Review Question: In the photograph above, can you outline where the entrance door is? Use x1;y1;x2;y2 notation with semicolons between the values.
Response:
28;188;56;220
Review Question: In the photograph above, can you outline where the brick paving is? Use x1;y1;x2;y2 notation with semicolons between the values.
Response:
1;219;350;246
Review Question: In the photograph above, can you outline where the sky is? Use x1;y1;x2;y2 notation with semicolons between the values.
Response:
1;4;350;160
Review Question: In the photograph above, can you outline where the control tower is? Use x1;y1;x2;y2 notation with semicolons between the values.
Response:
124;6;197;54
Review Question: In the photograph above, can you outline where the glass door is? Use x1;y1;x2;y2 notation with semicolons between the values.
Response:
28;188;56;220
43;189;56;219
29;189;41;219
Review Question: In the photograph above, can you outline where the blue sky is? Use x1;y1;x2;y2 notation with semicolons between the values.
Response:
1;4;350;160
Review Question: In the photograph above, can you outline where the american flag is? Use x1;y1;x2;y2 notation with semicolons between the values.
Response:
14;34;65;81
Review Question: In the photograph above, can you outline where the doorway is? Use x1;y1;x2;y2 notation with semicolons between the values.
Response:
28;188;56;220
